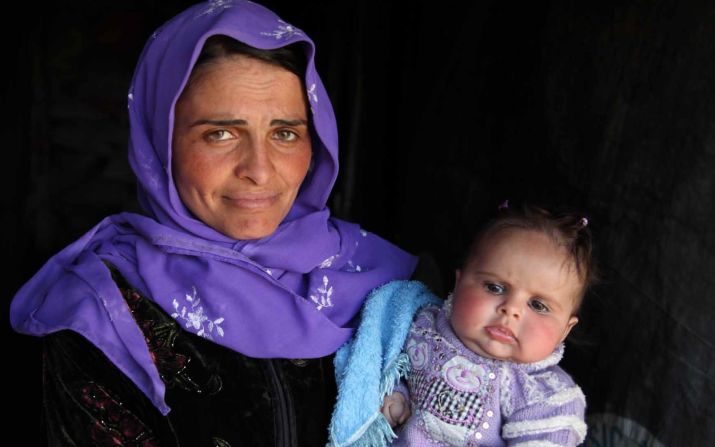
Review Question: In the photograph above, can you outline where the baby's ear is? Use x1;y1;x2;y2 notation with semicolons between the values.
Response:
560;316;579;343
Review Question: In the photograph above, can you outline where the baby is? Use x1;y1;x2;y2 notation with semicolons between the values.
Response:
382;204;596;446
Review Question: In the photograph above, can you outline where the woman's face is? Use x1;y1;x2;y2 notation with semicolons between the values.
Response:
172;55;312;240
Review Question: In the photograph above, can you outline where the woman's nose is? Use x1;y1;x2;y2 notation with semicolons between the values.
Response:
234;139;273;185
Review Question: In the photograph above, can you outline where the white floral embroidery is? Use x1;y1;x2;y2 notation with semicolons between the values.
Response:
360;229;368;237
260;20;303;39
346;260;362;272
307;83;318;103
137;146;161;189
196;0;235;18
171;287;225;339
100;296;115;322
137;148;161;190
127;89;134;110
319;254;338;268
264;268;273;276
310;275;333;310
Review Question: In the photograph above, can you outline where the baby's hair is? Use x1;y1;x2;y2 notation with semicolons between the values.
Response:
466;202;598;312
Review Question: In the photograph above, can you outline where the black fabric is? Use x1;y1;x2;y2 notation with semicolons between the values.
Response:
41;266;336;446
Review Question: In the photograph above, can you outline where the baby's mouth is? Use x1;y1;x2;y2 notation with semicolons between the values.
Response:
485;325;516;344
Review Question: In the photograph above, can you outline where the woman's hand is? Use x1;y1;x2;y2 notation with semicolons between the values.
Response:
381;391;411;427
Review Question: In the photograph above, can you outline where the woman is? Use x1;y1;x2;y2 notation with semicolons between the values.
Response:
10;1;416;445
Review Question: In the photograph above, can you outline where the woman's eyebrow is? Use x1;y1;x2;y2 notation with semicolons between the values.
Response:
190;118;247;127
188;118;308;127
270;119;308;126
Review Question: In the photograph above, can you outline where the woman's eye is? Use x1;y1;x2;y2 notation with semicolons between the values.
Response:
273;129;298;142
528;299;549;314
205;129;234;142
484;283;506;295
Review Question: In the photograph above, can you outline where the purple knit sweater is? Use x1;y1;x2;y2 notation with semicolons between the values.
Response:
392;306;586;446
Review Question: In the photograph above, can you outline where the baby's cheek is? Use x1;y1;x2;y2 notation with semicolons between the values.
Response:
450;308;479;341
449;312;463;334
453;290;487;318
526;320;563;351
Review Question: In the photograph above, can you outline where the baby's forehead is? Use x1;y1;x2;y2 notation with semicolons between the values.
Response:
465;229;585;302
468;227;556;258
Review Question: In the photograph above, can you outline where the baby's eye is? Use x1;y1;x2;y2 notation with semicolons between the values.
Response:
273;129;298;142
484;282;506;295
528;299;549;314
205;129;234;142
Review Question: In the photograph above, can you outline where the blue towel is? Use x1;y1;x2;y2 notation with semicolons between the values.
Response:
328;280;441;447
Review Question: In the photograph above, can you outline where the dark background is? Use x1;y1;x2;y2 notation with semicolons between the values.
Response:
4;0;713;444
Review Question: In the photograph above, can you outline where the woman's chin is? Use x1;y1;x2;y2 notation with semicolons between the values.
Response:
219;220;280;241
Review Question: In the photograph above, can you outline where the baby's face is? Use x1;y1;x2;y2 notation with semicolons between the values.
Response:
450;229;580;363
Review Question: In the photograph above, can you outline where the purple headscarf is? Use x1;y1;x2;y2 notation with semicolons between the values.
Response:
10;0;416;415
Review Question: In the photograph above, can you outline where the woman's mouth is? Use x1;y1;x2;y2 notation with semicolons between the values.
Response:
485;325;516;344
224;193;280;209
